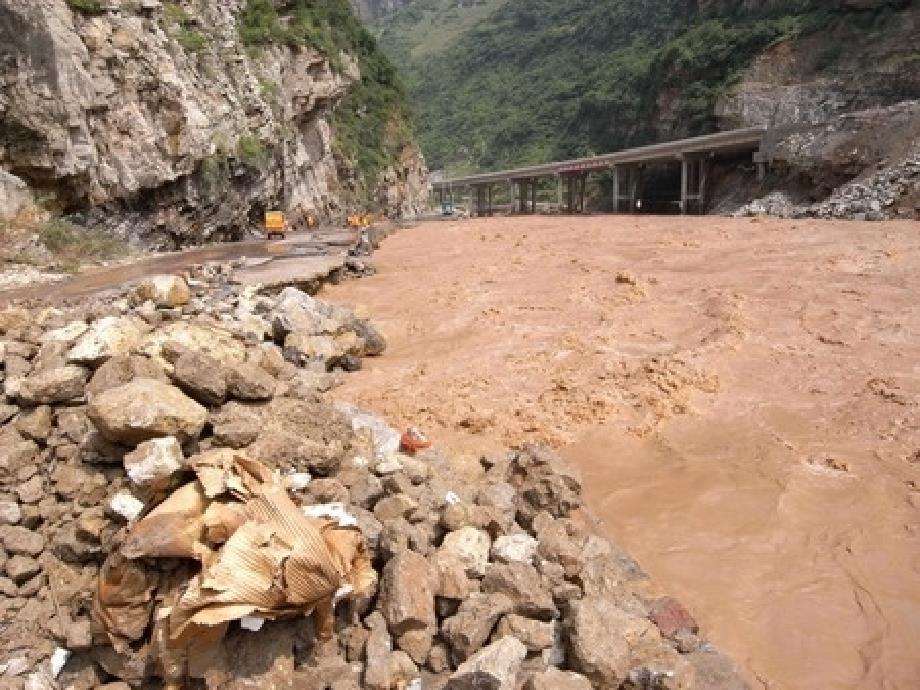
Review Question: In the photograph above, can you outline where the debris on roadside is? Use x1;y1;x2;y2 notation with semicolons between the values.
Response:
0;262;750;689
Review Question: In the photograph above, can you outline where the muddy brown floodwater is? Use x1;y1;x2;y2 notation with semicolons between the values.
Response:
323;215;920;690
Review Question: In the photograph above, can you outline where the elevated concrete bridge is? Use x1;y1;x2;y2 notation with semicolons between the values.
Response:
430;127;768;215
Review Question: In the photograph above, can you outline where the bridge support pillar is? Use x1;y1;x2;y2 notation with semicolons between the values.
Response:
681;156;707;215
630;166;641;213
680;158;689;215
611;165;619;213
556;175;563;212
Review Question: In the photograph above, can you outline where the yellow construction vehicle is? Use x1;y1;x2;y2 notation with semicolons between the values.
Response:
264;211;287;239
346;213;374;230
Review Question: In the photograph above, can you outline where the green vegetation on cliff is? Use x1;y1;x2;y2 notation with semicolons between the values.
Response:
374;0;912;173
239;0;412;181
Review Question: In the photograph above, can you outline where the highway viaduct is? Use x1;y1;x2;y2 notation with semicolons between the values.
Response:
429;127;768;216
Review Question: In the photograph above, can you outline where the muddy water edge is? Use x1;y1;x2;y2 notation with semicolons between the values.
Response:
322;215;920;690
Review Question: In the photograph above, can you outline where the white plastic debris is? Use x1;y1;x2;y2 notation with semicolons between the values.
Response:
109;492;144;522
50;648;70;678
350;455;370;468
445;491;461;505
335;403;401;460
333;584;354;606
239;616;265;632
284;472;312;491
302;502;358;528
407;679;422;690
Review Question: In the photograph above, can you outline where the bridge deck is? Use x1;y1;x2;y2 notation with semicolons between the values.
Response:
431;127;766;189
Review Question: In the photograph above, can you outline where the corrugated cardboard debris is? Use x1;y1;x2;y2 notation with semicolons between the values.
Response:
92;453;376;684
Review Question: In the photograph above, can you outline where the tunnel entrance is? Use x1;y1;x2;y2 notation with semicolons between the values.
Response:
637;163;682;215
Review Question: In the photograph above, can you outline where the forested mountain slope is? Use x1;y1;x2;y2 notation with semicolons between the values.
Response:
372;0;919;174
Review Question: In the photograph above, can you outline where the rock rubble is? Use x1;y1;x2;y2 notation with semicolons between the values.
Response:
0;262;749;689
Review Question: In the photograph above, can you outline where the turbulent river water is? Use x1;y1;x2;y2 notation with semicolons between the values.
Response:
325;215;920;690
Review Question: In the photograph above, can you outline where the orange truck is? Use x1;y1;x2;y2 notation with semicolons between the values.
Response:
264;211;287;239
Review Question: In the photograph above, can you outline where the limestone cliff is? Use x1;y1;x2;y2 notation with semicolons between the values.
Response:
0;0;428;247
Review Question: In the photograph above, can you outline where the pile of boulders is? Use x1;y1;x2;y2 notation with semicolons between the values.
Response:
0;267;749;689
796;148;920;221
735;151;920;220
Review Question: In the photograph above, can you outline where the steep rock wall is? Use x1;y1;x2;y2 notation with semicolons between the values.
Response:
0;0;428;247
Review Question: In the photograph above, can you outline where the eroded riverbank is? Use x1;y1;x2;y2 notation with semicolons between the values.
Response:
323;214;920;690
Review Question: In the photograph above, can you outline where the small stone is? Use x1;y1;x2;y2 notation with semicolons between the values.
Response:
0;525;46;556
16;366;89;404
172;350;228;405
226;362;275;401
441;502;475;531
86;354;167;398
14;405;53;442
649;596;699;639
380;550;436;636
5;554;41;584
524;669;592;690
428;642;451;673
65;619;93;650
109;492;144;522
40;321;88;345
446;636;526;690
0;403;19;424
123;436;184;489
364;612;394;690
442;593;514;662
375;494;419;522
481;562;557;620
15;475;43;504
494;615;555;652
0;499;22;525
439;526;491;577
430;551;475;600
491;534;538;564
0;576;17;596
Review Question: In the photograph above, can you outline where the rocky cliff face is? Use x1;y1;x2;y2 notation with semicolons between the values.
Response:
712;1;919;132
0;0;428;247
350;0;411;21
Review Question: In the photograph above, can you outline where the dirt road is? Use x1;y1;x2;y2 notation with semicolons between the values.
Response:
323;215;920;690
0;229;356;304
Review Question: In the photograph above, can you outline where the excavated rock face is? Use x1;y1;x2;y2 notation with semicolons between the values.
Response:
726;101;920;220
0;0;428;241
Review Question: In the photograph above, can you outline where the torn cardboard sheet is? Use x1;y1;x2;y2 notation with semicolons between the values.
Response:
92;453;376;684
